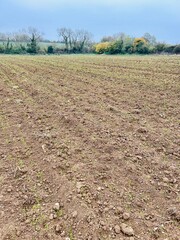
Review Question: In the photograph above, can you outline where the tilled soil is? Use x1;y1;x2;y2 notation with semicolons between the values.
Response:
0;55;179;240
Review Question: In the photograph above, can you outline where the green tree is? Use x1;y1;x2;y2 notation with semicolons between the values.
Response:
155;43;166;53
5;38;13;53
164;45;176;54
122;36;134;54
108;39;123;54
26;27;43;54
133;38;149;54
47;45;54;54
27;34;38;53
173;44;180;54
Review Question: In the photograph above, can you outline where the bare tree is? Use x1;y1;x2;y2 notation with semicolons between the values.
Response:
101;35;114;42
74;30;92;52
57;28;73;51
143;33;157;46
0;32;8;41
12;29;29;42
27;27;44;42
0;28;43;43
57;27;92;52
101;32;127;43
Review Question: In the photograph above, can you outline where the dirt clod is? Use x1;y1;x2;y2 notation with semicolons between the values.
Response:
114;225;121;234
123;212;130;220
121;223;134;236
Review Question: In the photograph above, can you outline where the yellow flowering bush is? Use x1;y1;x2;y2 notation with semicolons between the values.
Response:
94;42;111;54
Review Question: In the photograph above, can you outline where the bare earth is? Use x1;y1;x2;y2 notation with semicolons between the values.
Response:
0;55;179;240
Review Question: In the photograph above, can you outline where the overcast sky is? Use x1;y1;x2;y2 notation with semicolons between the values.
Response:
0;0;180;43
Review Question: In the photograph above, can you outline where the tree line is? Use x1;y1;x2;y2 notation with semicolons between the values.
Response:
95;33;180;54
0;27;179;55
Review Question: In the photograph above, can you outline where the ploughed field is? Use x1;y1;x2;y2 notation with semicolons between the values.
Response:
0;55;179;240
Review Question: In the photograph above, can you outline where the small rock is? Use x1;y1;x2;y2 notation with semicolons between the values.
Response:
114;225;121;234
87;199;91;204
16;230;21;237
129;237;134;240
72;211;78;218
123;212;130;220
61;231;66;237
15;99;23;104
55;224;62;233
49;214;54;220
76;182;84;193
42;144;46;153
100;220;105;226
163;177;169;183
7;188;12;193
137;127;147;133
13;85;19;89
121;223;134;236
104;207;109;213
116;207;123;214
53;202;60;211
109;205;114;210
25;219;30;224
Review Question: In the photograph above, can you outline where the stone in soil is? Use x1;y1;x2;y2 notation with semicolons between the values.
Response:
123;212;130;220
55;224;62;233
121;223;134;236
114;225;121;234
72;210;78;218
53;202;60;211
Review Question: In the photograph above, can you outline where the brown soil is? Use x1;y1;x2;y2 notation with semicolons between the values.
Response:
0;55;179;240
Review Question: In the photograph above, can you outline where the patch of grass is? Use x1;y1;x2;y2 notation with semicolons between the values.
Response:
36;171;44;182
31;213;47;230
69;227;75;240
56;209;63;218
17;159;25;168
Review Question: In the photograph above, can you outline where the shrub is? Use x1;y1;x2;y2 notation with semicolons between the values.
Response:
27;35;39;54
148;46;156;54
10;44;27;54
133;38;149;54
133;38;147;46
47;45;54;54
155;43;166;53
164;45;176;54
10;47;25;54
0;45;5;53
38;49;46;54
94;42;111;54
121;38;134;54
108;39;123;54
173;44;180;54
53;47;66;54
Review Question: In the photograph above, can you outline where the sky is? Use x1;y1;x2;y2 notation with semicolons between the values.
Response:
0;0;180;44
